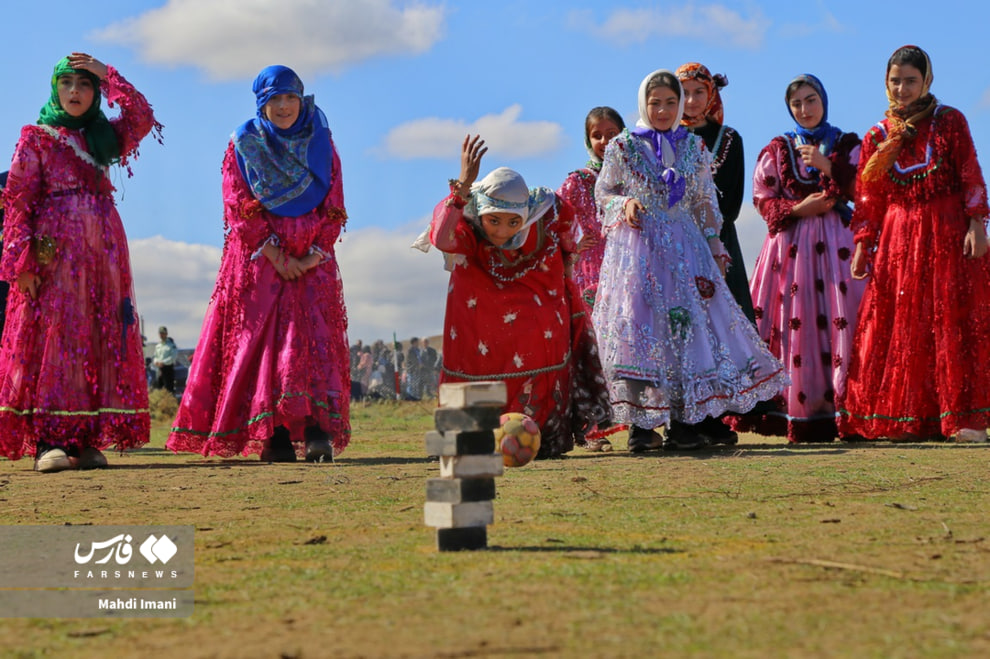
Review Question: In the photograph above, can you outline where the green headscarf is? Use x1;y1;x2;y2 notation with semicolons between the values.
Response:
37;57;120;167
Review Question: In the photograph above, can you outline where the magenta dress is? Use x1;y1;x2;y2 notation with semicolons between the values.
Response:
0;67;155;460
557;168;605;308
166;141;351;458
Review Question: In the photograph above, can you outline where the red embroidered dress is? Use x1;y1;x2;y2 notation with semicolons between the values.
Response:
429;194;610;458
0;67;155;460
839;105;990;438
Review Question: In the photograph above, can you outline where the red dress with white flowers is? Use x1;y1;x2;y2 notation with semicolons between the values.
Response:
838;106;990;438
429;194;610;457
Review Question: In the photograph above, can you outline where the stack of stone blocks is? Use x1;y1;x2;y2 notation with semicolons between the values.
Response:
423;381;506;551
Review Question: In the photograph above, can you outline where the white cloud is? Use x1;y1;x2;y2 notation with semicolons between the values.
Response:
92;0;447;80
980;87;990;110
570;5;769;50
337;224;450;343
129;235;221;347
129;227;449;350
381;105;564;159
734;204;768;274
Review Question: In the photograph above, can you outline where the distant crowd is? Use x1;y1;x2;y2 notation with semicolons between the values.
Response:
349;337;441;402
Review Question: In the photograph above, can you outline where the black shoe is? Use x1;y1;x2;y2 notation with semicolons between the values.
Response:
695;416;738;446
627;425;664;453
664;420;709;451
304;425;334;463
261;426;297;463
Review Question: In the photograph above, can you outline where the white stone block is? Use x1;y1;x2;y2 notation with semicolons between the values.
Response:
424;501;494;528
438;381;507;409
439;454;504;478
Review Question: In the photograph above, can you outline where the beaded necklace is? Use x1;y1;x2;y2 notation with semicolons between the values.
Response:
482;216;560;283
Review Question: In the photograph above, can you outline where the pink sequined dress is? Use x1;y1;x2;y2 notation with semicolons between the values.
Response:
166;141;351;458
557;168;605;307
0;67;155;460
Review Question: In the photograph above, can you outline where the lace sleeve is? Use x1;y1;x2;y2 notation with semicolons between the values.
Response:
851;129;885;248
0;127;44;280
221;142;273;251
103;65;162;171
948;110;990;219
429;194;476;255
753;141;798;236
312;138;347;256
685;137;723;237
595;135;632;236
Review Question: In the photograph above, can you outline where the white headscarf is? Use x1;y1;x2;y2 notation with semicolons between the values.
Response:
464;167;556;250
633;69;689;207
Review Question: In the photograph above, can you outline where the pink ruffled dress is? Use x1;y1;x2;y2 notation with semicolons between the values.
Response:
166;141;351;458
0;67;156;460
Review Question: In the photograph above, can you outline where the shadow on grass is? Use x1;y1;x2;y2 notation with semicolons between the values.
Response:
563;442;990;462
334;456;435;466
486;544;683;555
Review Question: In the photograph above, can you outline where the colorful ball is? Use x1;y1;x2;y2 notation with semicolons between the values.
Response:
493;412;541;467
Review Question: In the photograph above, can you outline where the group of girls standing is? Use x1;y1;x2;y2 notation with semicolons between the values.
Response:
2;44;988;473
428;44;990;456
740;45;990;446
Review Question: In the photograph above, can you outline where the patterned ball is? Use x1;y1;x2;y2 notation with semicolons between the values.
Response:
493;412;541;467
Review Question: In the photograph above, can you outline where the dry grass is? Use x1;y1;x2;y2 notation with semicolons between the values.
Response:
0;400;988;658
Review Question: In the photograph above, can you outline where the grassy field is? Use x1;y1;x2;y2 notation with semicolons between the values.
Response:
1;399;988;658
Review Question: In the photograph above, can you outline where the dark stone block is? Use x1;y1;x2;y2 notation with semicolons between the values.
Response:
434;406;502;432
426;477;496;503
424;430;496;456
437;526;487;551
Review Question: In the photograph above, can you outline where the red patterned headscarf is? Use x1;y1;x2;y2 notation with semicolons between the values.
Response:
675;62;728;127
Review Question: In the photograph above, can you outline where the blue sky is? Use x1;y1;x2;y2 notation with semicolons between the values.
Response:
3;1;988;347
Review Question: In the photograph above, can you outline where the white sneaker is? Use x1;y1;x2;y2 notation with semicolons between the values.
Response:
952;428;988;444
78;447;109;469
34;448;75;473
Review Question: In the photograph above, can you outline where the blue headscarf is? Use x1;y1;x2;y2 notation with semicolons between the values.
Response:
784;74;842;173
232;65;333;217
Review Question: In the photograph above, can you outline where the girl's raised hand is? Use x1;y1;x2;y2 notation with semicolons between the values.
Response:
457;135;487;196
67;52;108;80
